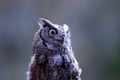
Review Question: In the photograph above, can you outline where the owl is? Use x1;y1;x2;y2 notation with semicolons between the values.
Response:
27;18;82;80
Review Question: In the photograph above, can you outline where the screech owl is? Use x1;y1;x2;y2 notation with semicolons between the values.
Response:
27;18;82;80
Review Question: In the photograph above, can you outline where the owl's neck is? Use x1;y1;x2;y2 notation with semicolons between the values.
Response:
45;42;72;55
33;37;72;55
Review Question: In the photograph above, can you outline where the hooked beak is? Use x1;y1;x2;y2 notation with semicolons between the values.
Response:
54;35;64;45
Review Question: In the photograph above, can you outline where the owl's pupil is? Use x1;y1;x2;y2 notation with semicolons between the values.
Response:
51;31;55;34
49;29;56;36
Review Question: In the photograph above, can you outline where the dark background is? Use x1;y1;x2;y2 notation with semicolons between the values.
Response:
0;0;120;80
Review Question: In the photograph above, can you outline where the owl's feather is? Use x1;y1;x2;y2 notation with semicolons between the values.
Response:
27;18;82;80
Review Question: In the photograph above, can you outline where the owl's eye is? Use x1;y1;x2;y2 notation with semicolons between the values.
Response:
49;29;57;36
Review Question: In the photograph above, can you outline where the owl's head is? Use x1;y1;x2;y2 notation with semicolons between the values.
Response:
36;18;71;50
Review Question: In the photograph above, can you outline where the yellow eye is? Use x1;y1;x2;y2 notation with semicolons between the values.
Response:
49;29;57;36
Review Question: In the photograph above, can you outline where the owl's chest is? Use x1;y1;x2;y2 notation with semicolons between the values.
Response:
37;51;71;67
38;53;72;79
49;54;71;67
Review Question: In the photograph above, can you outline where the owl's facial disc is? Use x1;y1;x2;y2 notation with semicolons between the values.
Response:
49;28;64;44
38;18;69;50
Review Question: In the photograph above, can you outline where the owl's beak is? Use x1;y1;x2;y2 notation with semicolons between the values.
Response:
55;36;64;44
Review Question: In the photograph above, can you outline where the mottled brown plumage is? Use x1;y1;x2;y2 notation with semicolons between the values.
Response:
27;18;82;80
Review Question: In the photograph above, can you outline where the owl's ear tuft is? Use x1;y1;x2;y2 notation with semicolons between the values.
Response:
38;18;53;28
63;24;69;32
38;18;46;28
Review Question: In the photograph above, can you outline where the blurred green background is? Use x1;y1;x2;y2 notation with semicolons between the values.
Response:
0;0;120;80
